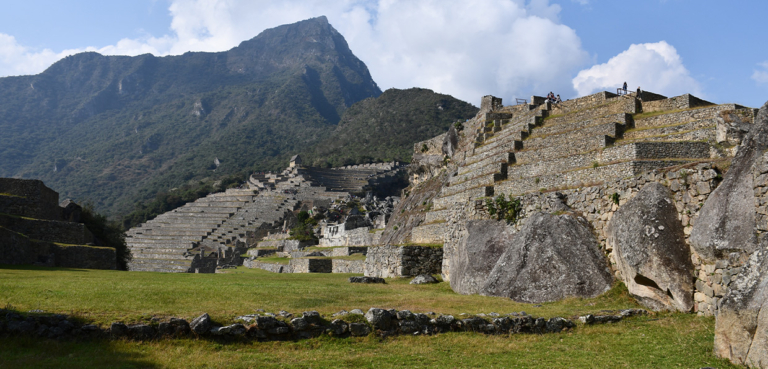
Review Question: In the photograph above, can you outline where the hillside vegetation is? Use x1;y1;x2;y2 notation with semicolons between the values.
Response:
0;16;380;217
303;88;479;167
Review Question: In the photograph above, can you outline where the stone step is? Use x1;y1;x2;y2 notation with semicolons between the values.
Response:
542;91;621;117
506;141;711;181
523;121;624;151
433;186;488;210
622;119;716;141
125;238;195;246
622;127;716;144
196;196;254;202
542;97;638;127
495;159;696;196
184;201;249;208
131;252;190;260
127;259;193;273
458;152;514;177
515;135;614;164
633;104;740;130
127;235;203;241
133;229;212;237
450;162;506;186
174;207;239;214
529;113;630;139
425;209;451;223
441;173;497;197
467;140;522;166
478;118;537;146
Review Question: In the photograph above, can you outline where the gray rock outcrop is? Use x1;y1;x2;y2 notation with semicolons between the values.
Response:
714;101;768;367
442;125;459;157
606;182;694;311
715;247;768;367
482;212;613;303
449;220;511;295
410;274;439;285
691;103;768;263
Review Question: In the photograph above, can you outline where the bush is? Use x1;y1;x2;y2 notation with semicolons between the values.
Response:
81;204;130;270
485;194;523;224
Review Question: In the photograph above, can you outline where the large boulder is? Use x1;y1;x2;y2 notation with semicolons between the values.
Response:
714;101;768;367
442;125;459;157
715;247;768;367
606;182;694;311
481;212;612;303
449;220;511;295
690;102;768;263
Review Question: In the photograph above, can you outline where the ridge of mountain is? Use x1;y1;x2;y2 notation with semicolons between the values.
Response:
0;16;389;217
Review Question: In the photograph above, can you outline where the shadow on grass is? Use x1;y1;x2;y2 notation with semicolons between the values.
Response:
0;336;157;369
0;264;97;273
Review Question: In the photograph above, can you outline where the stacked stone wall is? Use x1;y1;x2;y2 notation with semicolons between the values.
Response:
290;258;332;273
364;245;443;278
331;259;365;273
641;94;713;114
634;104;742;130
481;163;724;315
546;91;615;116
243;259;286;273
0;179;60;220
0;215;93;245
411;223;446;244
0;227;115;270
544;97;638;127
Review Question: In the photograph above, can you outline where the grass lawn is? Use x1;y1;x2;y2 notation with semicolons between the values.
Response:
0;265;737;368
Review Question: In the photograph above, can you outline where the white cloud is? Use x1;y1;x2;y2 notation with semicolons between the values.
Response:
0;0;592;105
753;61;768;85
572;41;701;98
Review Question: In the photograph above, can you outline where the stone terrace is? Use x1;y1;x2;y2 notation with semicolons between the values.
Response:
298;162;404;194
412;91;755;244
127;169;348;273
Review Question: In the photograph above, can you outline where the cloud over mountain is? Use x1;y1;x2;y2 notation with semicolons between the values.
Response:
0;0;591;105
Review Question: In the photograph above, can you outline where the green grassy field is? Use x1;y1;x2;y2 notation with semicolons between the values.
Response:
0;265;736;368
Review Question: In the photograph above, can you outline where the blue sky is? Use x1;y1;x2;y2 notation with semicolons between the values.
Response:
1;0;766;108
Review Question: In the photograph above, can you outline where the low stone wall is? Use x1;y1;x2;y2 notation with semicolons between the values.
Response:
243;259;287;273
331;246;368;257
0;308;577;343
290;258;332;273
364;245;443;278
0;227;115;270
641;94;713;114
331;259;365;274
246;248;277;257
290;250;332;258
0;215;93;245
54;245;116;270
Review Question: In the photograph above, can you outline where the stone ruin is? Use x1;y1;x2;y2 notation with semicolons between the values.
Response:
0;178;116;269
126;158;407;273
388;90;768;367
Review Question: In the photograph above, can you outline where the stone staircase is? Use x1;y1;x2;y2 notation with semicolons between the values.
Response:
298;162;404;194
126;189;259;272
412;91;754;244
126;171;348;273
